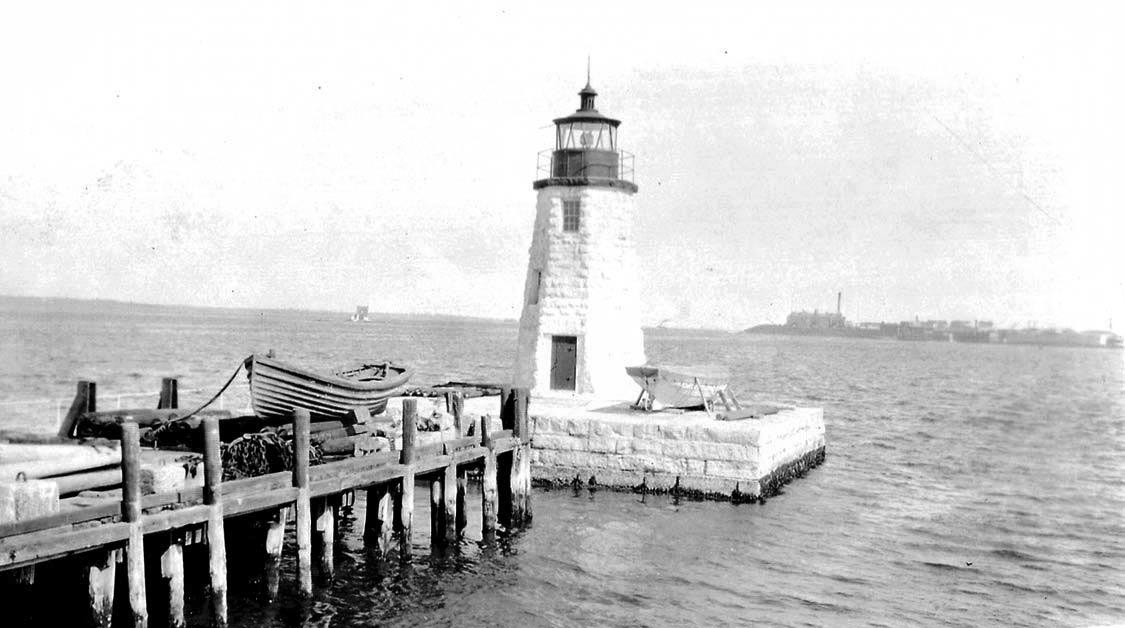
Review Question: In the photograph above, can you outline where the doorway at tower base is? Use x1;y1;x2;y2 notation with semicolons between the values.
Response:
516;397;825;502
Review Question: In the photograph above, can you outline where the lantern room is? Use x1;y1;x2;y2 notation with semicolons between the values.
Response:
534;79;636;192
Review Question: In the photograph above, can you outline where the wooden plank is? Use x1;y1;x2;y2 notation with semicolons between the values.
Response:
491;436;520;453
224;487;300;517
309;466;404;498
442;435;479;454
141;504;211;535
306;451;398;482
0;521;131;571
453;446;488;465
490;429;514;441
0;502;121;538
413;441;445;460
225;471;293;494
413;454;454;475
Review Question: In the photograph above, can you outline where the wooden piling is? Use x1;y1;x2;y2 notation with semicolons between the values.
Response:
451;392;468;536
429;476;443;549
394;400;417;553
263;507;287;601
315;498;335;576
58;379;95;438
121;421;149;627
158;377;179;409
510;388;532;527
480;414;498;536
86;549;117;628
202;416;228;627
293;408;313;595
363;485;392;554
160;533;186;628
497;388;514;528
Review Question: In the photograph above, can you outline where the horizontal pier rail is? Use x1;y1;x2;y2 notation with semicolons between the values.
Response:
0;387;532;627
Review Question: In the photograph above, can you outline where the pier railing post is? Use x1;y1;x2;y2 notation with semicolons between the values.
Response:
292;408;313;595
158;377;179;409
479;414;498;538
496;388;514;528
121;421;149;627
58;379;95;438
450;392;467;536
394;399;417;555
510;388;532;527
202;416;228;627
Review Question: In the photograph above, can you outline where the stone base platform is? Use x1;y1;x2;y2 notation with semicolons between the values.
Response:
515;397;825;502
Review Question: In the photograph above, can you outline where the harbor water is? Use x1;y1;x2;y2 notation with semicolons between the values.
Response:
1;298;1122;627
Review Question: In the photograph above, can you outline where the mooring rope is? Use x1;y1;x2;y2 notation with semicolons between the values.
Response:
145;360;247;444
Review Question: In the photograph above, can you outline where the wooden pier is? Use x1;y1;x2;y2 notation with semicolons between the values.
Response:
0;387;533;627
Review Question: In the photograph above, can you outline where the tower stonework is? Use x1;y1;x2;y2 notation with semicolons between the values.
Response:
514;79;645;399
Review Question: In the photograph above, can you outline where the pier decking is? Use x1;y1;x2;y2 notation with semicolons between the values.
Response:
0;388;534;627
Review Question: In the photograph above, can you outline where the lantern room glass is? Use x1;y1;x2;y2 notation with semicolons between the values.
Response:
556;122;617;151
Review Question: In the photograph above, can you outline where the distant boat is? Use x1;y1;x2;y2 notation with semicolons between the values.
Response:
350;305;371;322
244;354;413;422
625;364;732;410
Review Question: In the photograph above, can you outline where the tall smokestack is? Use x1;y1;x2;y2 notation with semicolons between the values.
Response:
837;291;842;316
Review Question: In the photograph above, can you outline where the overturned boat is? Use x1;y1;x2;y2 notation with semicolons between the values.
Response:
625;364;738;413
244;354;413;423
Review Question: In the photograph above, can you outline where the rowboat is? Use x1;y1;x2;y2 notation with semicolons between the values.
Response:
624;364;735;412
244;354;413;423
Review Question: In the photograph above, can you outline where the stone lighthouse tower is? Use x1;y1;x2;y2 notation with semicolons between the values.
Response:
513;75;645;399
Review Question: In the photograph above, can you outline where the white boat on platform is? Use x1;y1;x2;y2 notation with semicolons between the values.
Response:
624;364;737;412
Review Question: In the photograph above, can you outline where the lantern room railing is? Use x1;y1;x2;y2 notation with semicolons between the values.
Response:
536;149;635;184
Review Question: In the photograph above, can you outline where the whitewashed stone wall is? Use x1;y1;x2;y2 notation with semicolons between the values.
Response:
529;404;825;498
513;185;645;400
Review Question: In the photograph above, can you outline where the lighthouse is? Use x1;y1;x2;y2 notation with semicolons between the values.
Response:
513;74;645;399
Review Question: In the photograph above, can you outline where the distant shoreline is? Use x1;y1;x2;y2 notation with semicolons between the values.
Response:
0;294;518;325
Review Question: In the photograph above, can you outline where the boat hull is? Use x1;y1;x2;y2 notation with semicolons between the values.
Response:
245;355;413;423
625;365;730;409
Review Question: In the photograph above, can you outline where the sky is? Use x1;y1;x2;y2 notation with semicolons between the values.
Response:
1;2;1122;331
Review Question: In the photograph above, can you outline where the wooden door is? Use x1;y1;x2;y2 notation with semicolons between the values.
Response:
550;335;577;390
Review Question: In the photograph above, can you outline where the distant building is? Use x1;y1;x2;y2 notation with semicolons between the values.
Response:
786;310;846;329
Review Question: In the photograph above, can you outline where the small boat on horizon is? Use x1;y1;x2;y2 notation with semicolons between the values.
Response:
350;305;371;322
244;354;413;423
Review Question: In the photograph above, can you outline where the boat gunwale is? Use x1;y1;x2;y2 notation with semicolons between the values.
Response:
246;354;414;392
